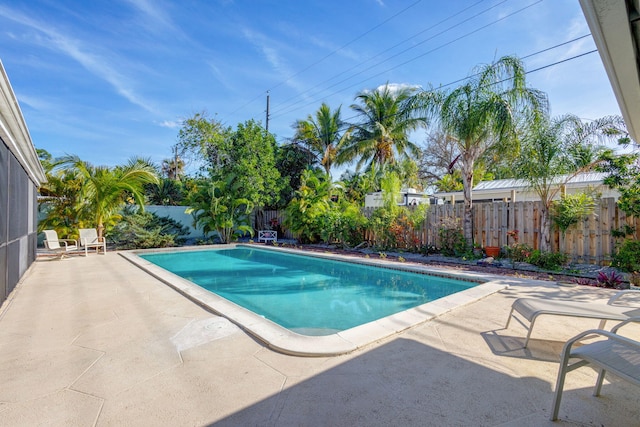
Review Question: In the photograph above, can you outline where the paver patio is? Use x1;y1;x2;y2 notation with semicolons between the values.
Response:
1;251;639;426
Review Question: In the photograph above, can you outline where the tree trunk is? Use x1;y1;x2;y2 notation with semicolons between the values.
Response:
461;160;474;249
97;221;104;240
539;205;551;252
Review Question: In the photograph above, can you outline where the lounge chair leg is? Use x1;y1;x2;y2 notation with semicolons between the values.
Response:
593;368;606;396
505;307;515;329
551;346;572;420
523;318;537;348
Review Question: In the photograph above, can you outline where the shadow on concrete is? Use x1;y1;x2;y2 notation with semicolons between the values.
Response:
210;337;552;426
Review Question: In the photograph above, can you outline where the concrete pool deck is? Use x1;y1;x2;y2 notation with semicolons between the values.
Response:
1;250;640;426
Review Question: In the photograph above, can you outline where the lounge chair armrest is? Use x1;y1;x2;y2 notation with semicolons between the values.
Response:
611;316;640;334
607;289;640;305
59;239;77;247
563;327;640;353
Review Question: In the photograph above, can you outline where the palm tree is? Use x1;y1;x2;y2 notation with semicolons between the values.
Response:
423;56;549;247
338;83;427;171
161;156;185;180
186;174;253;243
292;103;349;178
59;156;159;238
516;114;626;251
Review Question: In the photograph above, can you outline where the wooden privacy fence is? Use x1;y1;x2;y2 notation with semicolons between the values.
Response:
262;198;638;264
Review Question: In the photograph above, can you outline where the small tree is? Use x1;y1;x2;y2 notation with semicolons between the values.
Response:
58;156;159;238
186;174;253;243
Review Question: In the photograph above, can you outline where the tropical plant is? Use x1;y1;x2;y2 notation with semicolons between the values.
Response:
551;192;597;235
595;270;626;289
317;201;367;248
527;250;568;271
145;178;186;206
611;239;640;273
516;114;621;251
161;155;185;180
437;217;466;257
274;142;318;207
338;83;426;170
423;55;548;248
38;156;84;236
292;102;350;177
57;156;159;238
341;166;380;204
284;169;333;243
185;174;254;244
598;136;639;217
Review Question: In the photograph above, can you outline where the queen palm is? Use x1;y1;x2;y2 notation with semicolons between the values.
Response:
516;114;626;251
423;56;549;247
292;102;348;177
338;83;426;171
161;156;185;180
60;156;159;238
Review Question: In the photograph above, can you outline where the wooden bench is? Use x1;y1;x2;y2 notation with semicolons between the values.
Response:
551;317;640;420
258;230;277;243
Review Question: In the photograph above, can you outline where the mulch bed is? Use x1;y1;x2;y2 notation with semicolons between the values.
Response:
273;243;606;285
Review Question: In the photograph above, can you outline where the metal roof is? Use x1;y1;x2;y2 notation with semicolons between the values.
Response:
472;172;609;192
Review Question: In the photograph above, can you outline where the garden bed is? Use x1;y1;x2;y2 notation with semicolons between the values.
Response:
264;242;627;287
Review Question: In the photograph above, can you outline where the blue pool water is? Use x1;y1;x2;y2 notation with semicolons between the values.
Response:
140;247;478;335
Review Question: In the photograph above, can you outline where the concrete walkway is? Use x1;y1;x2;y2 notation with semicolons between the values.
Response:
1;251;639;426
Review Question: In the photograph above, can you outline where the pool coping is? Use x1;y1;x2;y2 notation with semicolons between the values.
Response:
120;244;510;357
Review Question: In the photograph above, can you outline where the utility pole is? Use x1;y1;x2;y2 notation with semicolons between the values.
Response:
174;145;179;181
265;91;270;132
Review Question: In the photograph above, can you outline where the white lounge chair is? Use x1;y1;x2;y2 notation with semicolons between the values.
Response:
43;230;78;259
551;317;640;421
79;228;107;256
505;290;640;347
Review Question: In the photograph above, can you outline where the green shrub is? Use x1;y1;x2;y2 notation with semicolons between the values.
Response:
110;209;189;249
438;218;467;257
527;250;568;271
611;238;640;273
318;203;366;247
506;243;533;262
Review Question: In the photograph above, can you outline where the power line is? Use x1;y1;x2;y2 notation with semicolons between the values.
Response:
268;0;425;93
223;0;426;120
270;0;493;115
276;48;600;146
269;0;543;121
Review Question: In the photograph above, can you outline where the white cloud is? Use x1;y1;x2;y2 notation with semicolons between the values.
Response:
158;120;181;129
0;5;158;114
240;26;306;93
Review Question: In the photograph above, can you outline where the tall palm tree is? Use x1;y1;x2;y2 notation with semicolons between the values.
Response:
338;83;427;171
59;156;159;238
423;56;549;247
161;156;185;180
517;114;626;251
292;103;349;177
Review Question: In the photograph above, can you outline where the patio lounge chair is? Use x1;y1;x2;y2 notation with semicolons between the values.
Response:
505;290;640;347
551;317;640;421
43;230;78;259
79;228;107;256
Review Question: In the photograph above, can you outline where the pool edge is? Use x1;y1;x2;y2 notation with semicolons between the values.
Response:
119;245;510;357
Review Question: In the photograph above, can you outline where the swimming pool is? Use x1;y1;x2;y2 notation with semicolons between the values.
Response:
124;245;508;356
140;247;478;335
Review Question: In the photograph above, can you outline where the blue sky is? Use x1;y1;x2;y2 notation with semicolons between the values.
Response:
0;0;622;172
